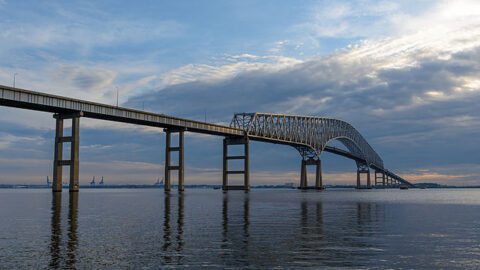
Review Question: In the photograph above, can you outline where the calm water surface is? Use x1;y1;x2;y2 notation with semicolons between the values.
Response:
1;188;480;269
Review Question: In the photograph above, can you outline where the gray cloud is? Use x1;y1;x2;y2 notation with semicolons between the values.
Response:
127;46;480;176
54;65;115;90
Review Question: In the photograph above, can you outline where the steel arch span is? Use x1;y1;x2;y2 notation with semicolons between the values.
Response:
230;113;384;169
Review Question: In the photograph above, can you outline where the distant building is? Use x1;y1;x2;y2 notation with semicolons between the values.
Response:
284;182;298;188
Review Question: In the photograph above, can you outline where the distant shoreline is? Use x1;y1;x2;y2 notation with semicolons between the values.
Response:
1;183;480;189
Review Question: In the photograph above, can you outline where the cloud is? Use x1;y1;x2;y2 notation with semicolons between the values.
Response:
80;144;113;150
0;132;45;150
289;0;402;39
129;45;480;124
402;164;480;185
54;65;115;90
282;0;480;58
0;2;185;106
0;7;185;52
126;1;480;181
160;55;302;87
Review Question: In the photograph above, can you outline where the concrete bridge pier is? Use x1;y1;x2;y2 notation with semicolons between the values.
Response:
374;171;386;188
52;112;82;192
315;159;323;189
356;165;371;189
222;136;250;191
164;129;185;192
356;171;360;189
299;158;323;189
300;159;307;189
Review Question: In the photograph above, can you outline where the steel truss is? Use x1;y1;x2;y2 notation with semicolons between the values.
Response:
231;113;384;169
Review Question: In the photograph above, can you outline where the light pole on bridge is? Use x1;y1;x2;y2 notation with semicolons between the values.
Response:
13;73;18;88
116;86;119;107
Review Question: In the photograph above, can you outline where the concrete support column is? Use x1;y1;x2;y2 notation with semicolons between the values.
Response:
222;136;250;191
164;131;171;192
178;131;184;192
222;139;228;189
382;172;386;187
52;118;63;192
300;159;307;189
315;159;323;189
356;170;361;189
244;137;250;190
164;129;184;192
69;117;80;192
52;113;82;193
366;169;371;189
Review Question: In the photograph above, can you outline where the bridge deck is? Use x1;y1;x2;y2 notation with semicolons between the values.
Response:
0;85;243;137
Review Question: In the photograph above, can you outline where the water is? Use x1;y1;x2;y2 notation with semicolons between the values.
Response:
1;188;480;269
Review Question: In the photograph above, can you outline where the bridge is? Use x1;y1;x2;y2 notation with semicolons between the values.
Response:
0;85;414;192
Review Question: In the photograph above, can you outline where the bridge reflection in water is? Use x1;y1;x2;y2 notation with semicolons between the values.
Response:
49;192;78;269
161;194;185;265
47;191;386;268
221;193;250;267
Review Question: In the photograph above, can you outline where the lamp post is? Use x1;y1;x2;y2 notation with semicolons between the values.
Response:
13;73;18;88
116;87;119;107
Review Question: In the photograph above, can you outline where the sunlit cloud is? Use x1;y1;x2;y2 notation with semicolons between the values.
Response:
160;55;303;86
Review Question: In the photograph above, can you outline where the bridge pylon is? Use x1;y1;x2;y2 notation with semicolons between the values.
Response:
52;112;82;192
374;171;386;188
356;164;371;189
385;174;394;187
164;129;185;192
222;136;250;191
300;158;323;190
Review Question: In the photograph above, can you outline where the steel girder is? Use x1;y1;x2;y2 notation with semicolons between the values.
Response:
230;113;384;169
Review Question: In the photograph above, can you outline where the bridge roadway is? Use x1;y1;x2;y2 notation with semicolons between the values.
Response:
0;85;414;191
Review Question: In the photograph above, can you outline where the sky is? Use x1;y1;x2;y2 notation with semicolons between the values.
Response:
1;0;479;186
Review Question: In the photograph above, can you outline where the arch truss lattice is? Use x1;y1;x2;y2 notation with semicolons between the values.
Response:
230;113;384;169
